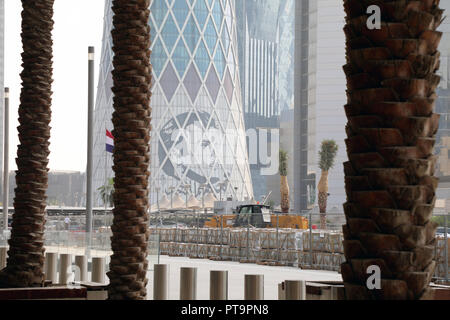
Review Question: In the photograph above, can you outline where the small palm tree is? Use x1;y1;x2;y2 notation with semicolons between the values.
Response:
279;150;290;213
107;0;152;300
98;178;114;207
318;140;338;229
0;0;54;288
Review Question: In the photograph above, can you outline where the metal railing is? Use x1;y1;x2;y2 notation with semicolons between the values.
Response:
0;213;160;272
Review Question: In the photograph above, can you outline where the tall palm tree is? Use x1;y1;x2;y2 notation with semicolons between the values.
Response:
279;149;290;213
318;140;338;229
0;0;54;288
342;0;443;299
107;0;152;300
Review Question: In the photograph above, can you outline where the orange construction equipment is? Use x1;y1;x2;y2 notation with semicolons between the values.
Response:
204;204;308;229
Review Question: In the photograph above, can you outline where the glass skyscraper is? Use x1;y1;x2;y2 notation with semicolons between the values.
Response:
93;0;254;206
235;0;295;201
434;1;450;204
293;0;347;212
0;0;4;197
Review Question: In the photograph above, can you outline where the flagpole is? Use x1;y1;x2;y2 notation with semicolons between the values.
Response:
86;46;95;257
104;135;107;228
3;88;9;231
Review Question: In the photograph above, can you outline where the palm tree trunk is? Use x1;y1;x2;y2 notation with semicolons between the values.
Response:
107;0;152;300
342;0;443;299
0;0;54;288
318;170;328;229
280;175;290;213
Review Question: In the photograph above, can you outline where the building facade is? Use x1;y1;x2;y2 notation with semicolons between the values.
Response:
7;171;86;207
235;0;295;202
434;1;450;202
0;0;4;197
294;0;347;212
93;0;254;206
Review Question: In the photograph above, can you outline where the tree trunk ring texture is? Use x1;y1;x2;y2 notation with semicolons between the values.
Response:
0;0;54;288
342;0;443;300
107;0;152;300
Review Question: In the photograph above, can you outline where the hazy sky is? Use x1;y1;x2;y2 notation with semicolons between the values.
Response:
4;0;106;172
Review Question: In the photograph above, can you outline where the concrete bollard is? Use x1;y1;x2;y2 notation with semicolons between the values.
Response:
244;275;264;300
180;267;197;300
330;286;341;300
278;282;286;300
92;257;106;284
0;247;6;269
59;254;72;285
153;264;169;300
210;270;228;300
45;252;58;284
75;255;88;282
285;280;306;300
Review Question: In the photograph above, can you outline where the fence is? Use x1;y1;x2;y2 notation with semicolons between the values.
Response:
0;212;160;273
150;210;449;282
1;209;448;282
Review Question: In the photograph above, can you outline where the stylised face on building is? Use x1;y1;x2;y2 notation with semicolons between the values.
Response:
159;111;231;194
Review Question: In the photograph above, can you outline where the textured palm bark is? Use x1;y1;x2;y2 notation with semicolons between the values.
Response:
107;0;152;300
280;176;290;213
342;0;443;299
0;0;54;288
318;171;329;229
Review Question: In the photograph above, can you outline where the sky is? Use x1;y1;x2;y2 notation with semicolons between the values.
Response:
4;0;106;172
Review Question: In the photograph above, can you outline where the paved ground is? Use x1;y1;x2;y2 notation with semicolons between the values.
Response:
146;255;342;300
31;247;343;300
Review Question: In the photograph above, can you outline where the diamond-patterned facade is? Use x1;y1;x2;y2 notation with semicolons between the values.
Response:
212;0;223;29
184;14;200;53
152;37;167;77
214;45;226;79
160;63;179;102
223;68;233;103
161;13;178;54
93;0;253;207
221;22;231;54
206;67;220;102
194;40;209;78
172;0;189;28
204;17;218;55
184;63;202;102
173;40;190;77
152;0;168;27
194;0;208;27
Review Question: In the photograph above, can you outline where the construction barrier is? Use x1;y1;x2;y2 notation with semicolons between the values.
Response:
151;227;449;275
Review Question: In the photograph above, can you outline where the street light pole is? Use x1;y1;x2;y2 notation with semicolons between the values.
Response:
169;186;174;210
219;180;228;202
183;183;191;227
86;47;95;254
168;186;176;243
201;183;206;210
155;187;160;231
184;184;190;209
2;88;9;231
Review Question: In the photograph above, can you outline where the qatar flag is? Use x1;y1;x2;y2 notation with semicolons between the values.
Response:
106;129;114;153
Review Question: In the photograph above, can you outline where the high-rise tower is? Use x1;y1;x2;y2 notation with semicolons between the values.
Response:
0;0;4;197
235;0;294;202
93;0;254;205
294;0;347;212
